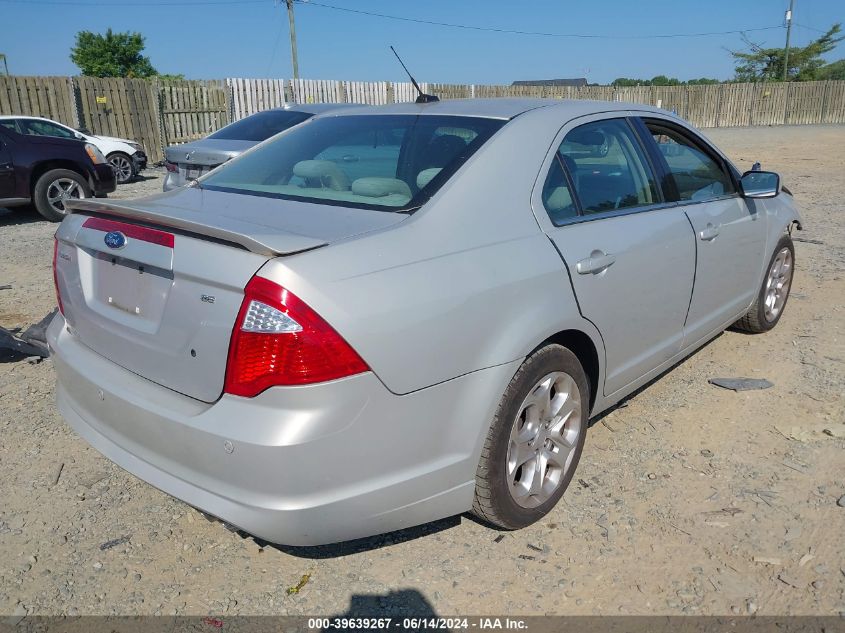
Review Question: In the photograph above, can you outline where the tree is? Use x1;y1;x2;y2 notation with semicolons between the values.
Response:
611;76;720;87
729;23;843;82
817;59;845;80
70;29;157;78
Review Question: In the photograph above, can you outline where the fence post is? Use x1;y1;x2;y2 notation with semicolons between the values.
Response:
714;83;724;127
782;81;791;125
386;82;394;104
224;78;234;122
748;83;756;127
152;77;166;161
820;81;830;124
68;76;81;128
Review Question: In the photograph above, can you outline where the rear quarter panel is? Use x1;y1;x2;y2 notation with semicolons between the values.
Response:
257;110;605;396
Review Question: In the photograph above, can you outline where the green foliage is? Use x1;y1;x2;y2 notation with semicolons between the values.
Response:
730;23;843;82
70;29;157;78
817;59;845;80
611;76;720;87
157;74;186;81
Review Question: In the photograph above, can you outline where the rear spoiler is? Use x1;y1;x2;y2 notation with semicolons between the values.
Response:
67;198;326;256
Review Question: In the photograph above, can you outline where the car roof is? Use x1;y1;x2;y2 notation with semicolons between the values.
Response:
309;98;678;121
0;115;60;121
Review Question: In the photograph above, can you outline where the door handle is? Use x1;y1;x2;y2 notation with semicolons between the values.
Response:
576;250;616;275
699;223;720;241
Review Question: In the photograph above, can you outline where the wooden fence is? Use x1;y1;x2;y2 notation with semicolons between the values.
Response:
2;75;844;164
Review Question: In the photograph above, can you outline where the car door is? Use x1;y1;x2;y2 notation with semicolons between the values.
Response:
638;117;766;344
0;129;17;200
533;115;696;396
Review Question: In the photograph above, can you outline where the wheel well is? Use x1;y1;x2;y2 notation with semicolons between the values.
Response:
30;161;87;194
545;329;600;411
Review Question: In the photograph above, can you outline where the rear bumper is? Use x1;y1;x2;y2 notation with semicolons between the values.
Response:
48;315;516;545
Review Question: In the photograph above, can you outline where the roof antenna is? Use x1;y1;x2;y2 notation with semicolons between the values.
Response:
390;46;439;104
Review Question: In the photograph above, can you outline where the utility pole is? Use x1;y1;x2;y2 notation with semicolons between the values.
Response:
0;54;8;77
782;0;795;81
285;0;300;80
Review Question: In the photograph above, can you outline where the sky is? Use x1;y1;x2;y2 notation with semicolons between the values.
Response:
1;0;843;84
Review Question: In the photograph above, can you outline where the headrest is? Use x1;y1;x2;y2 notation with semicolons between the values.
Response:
425;134;467;167
292;160;350;191
351;177;412;199
416;168;442;189
546;186;573;212
567;128;605;146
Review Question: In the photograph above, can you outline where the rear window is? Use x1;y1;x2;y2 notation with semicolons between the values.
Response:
207;110;312;142
200;114;505;211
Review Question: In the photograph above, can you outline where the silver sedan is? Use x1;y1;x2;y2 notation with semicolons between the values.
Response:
51;98;801;545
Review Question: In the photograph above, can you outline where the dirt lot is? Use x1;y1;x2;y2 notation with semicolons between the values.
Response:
1;126;844;619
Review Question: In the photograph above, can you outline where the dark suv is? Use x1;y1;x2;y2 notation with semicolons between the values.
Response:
0;121;116;221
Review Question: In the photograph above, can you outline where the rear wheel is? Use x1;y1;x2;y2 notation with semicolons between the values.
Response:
107;152;135;184
32;169;90;222
734;235;795;333
472;344;589;530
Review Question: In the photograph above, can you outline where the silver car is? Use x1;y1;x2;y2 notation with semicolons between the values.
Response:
50;99;801;545
162;103;358;191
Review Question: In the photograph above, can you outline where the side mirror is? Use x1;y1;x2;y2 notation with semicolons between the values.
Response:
76;127;91;136
740;170;780;199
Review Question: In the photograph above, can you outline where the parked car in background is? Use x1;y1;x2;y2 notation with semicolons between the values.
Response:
0;116;147;184
162;103;359;191
0;119;115;221
51;99;801;545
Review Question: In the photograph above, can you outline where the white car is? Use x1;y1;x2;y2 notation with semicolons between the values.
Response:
0;116;147;184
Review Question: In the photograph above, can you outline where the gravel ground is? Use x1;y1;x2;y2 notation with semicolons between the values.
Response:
0;126;843;618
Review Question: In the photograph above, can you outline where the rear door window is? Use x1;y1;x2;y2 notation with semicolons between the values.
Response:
543;118;659;222
0;119;20;134
20;119;76;139
643;121;736;201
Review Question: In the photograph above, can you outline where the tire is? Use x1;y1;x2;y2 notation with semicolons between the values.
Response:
107;152;135;184
734;234;795;333
472;344;589;530
32;169;90;222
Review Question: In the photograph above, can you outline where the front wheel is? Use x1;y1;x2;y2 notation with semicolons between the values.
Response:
107;152;135;184
32;169;90;222
734;235;795;333
472;344;589;530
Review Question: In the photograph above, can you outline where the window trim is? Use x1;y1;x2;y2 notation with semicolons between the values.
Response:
637;116;741;206
538;114;669;227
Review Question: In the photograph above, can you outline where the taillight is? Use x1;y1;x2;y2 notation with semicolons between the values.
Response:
224;276;369;397
165;161;178;173
52;238;64;315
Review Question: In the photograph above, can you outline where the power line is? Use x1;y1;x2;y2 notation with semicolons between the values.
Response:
794;23;830;34
0;0;265;5
295;0;784;40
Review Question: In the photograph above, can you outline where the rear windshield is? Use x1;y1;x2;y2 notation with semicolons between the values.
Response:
200;114;505;211
207;110;312;142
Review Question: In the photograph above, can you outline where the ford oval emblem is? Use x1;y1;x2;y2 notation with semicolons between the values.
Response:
104;231;127;250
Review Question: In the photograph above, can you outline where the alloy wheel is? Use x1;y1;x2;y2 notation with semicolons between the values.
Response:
764;246;793;322
506;371;583;508
46;178;86;215
109;155;133;183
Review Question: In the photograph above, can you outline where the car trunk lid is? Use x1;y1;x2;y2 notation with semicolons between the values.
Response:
56;189;406;402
